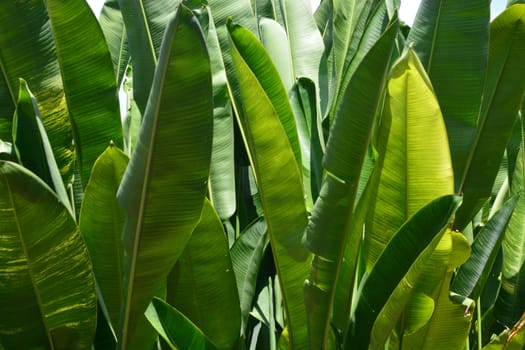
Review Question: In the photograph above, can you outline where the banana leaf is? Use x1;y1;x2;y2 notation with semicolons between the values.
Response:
495;147;525;327
407;0;490;189
452;196;519;300
146;298;218;350
455;4;525;229
304;16;398;348
230;218;269;335
348;195;462;349
204;6;236;220
391;232;473;350
364;48;455;270
79;144;129;331
12;79;73;217
168;199;241;349
0;0;74;180
116;6;213;348
46;0;123;187
0;161;96;349
228;22;310;349
100;0;130;86
117;0;179;113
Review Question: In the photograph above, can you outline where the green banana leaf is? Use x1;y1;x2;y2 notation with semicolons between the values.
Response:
0;161;96;349
228;22;311;349
12;79;73;217
79;144;128;331
168;199;241;349
204;6;236;220
407;0;490;189
0;0;74;180
349;195;462;349
230;218;269;335
146;297;218;350
332;0;378;90
280;0;324;101
452;196;519;300
116;6;213;348
289;78;324;202
117;0;179;113
228;22;302;172
390;232;472;350
304;16;398;348
364;48;455;270
0;76;13;141
259;18;294;93
496;147;525;327
455;4;525;229
46;0;123;187
336;1;390;112
99;0;130;86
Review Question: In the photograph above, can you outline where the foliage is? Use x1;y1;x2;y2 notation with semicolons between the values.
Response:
0;0;525;349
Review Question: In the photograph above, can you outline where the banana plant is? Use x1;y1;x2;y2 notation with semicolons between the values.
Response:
1;0;525;349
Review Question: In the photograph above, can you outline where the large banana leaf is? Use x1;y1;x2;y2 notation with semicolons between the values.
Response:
455;4;525;229
79;145;128;331
495;147;525;327
168;199;241;349
99;0;130;86
46;0;123;187
12;79;72;217
116;6;213;348
364;48;454;270
349;195;462;349
407;0;490;189
117;0;179;113
228;22;310;349
0;161;96;349
304;16;398;348
0;0;74;180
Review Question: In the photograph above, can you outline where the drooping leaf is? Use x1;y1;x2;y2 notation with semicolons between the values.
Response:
79;144;129;331
228;22;310;349
116;6;213;348
455;4;525;229
0;161;96;349
46;0;123;187
145;298;218;350
168;199;241;349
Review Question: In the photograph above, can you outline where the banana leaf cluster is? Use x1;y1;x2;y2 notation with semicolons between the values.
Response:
0;0;525;349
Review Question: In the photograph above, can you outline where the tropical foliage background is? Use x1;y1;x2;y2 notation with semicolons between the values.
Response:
0;0;525;349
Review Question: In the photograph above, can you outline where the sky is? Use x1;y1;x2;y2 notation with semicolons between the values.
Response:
87;0;509;25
